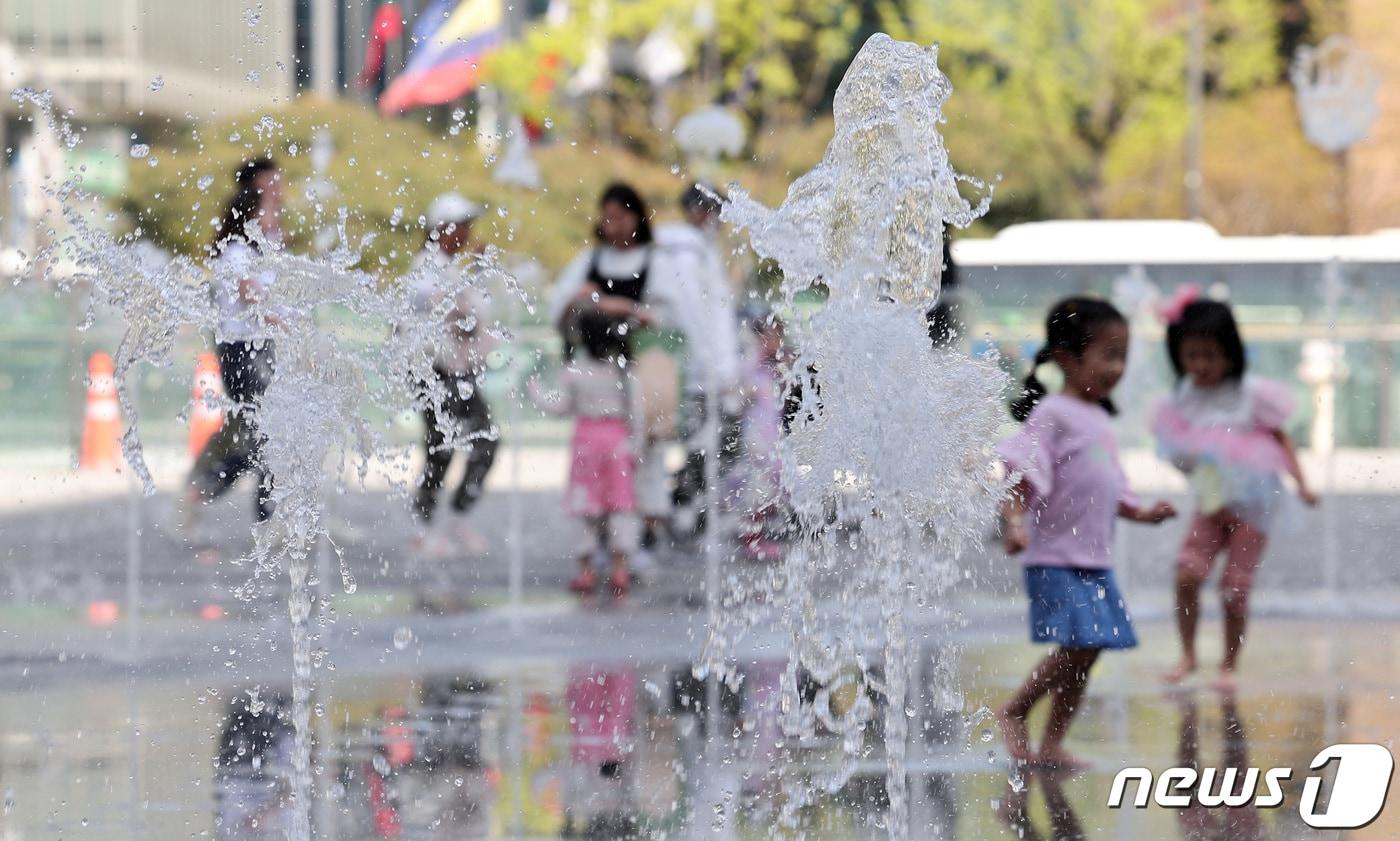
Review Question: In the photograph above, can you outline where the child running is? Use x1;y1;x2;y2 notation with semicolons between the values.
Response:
997;297;1176;769
530;313;642;599
732;307;791;561
1155;292;1317;692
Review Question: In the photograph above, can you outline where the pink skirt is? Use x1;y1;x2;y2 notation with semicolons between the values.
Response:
566;417;636;517
566;666;636;765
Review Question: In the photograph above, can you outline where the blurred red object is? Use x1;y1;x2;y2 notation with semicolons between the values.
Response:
358;4;405;89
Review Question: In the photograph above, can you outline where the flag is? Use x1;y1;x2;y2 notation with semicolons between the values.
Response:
379;0;503;115
358;3;405;93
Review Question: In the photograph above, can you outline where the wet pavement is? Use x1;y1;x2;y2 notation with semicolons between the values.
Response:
4;458;1400;839
0;615;1396;840
8;478;1400;615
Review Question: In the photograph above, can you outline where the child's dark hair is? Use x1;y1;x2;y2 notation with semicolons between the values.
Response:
214;156;277;255
574;310;629;364
1166;299;1246;383
594;182;653;245
1011;296;1127;421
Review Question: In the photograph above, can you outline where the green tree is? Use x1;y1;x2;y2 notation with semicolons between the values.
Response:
878;0;1280;226
483;0;861;140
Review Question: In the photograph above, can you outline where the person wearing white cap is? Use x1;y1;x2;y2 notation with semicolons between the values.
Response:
408;192;498;558
655;183;743;537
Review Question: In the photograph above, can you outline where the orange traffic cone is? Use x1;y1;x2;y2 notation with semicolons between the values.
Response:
188;351;225;456
79;352;123;472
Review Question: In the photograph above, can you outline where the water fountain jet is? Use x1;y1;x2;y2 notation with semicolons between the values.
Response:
708;34;1010;841
15;92;524;839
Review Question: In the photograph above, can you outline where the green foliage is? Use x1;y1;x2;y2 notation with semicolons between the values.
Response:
480;0;859;125
879;0;1283;225
1105;86;1342;234
120;0;1351;275
1209;0;1281;94
121;98;804;277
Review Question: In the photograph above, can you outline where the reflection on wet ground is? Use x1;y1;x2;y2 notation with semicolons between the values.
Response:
0;618;1394;840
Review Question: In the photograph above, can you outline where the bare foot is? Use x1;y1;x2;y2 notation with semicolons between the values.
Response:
997;705;1033;763
1162;658;1197;685
1035;749;1092;772
1210;668;1239;694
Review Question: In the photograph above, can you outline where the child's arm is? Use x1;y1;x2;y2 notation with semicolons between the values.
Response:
1002;478;1032;555
1118;499;1177;523
1270;428;1319;506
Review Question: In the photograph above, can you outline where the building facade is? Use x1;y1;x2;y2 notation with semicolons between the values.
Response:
2;0;297;119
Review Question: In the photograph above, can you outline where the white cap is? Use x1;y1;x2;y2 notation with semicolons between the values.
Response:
426;192;483;229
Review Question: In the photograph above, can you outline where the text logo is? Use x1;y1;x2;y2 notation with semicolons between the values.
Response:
1108;743;1394;829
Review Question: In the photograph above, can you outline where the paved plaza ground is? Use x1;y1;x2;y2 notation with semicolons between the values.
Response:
4;447;1400;839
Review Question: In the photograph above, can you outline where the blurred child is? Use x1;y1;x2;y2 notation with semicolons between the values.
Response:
1155;292;1317;692
731;308;791;561
997;297;1176;768
531;313;641;598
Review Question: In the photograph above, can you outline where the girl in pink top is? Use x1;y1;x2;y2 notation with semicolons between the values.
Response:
1155;293;1317;692
997;297;1176;769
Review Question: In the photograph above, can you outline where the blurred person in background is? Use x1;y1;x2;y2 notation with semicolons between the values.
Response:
730;306;792;562
185;157;284;556
407;192;499;558
550;183;704;581
656;183;743;540
528;315;641;599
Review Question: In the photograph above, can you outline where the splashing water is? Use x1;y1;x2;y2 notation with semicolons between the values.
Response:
709;35;1008;841
15;90;523;841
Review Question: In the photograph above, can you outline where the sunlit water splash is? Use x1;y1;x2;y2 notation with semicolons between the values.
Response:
708;35;1009;841
14;88;523;841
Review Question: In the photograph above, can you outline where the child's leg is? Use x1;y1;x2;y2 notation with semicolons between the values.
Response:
998;648;1081;761
607;514;640;596
569;517;606;593
1164;513;1226;683
1038;648;1102;767
1215;515;1267;689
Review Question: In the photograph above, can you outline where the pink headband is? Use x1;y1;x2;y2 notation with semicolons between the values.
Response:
1157;285;1201;324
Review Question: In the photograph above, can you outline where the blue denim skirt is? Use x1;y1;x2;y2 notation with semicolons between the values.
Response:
1025;565;1138;650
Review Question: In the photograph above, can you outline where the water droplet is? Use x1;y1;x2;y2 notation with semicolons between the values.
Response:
452;108;466;122
128;143;150;159
149;76;164;92
543;117;554;129
392;627;413;650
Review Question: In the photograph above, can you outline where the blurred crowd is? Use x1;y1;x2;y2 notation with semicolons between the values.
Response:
184;157;803;599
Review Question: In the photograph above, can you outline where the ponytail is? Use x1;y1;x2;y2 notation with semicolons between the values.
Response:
1010;347;1053;422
